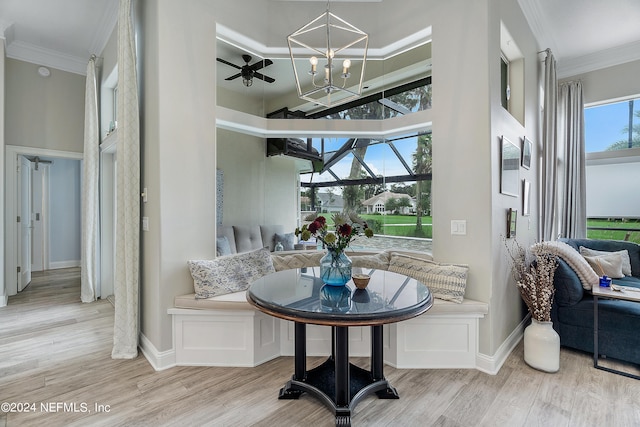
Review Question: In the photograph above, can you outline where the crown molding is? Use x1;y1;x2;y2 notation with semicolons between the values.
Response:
557;40;640;79
517;0;558;54
88;0;119;56
4;1;117;76
217;23;431;60
6;40;87;75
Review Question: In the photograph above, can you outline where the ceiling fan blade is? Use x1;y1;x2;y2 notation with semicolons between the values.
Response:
253;72;275;83
225;73;242;81
217;58;242;69
250;58;273;71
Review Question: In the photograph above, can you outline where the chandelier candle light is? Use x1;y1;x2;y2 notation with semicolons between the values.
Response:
287;2;369;108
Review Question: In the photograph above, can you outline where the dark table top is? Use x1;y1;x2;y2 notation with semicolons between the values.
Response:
247;267;433;327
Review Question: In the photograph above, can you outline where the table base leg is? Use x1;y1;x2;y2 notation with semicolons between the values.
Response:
279;323;398;426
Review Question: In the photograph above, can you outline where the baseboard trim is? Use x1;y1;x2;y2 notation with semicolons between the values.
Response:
476;314;529;375
139;333;176;371
49;260;81;269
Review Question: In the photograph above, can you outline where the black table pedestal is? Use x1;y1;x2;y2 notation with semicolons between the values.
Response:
279;322;398;427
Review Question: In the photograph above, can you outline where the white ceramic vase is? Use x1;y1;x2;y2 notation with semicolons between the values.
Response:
524;319;560;373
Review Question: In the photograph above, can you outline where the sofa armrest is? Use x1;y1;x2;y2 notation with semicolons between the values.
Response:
553;258;585;306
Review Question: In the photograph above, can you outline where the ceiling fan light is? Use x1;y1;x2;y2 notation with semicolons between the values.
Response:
243;77;253;87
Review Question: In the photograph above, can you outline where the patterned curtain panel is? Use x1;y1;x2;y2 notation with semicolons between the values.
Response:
81;56;99;303
112;0;140;359
540;49;558;242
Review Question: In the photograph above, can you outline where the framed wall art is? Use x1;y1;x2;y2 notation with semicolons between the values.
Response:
522;179;531;216
506;208;517;238
501;136;520;197
522;137;532;169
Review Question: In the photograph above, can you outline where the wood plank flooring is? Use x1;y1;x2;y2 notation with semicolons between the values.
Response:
2;268;640;426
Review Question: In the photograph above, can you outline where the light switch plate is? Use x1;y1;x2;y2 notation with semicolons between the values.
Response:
451;220;467;235
142;217;149;231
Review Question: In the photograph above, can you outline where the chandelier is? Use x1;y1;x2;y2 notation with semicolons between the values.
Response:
287;3;368;108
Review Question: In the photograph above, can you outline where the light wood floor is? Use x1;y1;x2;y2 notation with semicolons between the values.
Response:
2;268;640;427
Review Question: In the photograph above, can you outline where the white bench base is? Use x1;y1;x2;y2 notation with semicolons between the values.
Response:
169;308;280;367
169;296;487;369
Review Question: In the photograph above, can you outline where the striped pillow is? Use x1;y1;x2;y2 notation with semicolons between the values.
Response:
388;252;468;303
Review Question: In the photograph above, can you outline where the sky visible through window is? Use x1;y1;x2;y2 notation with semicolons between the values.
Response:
300;135;419;187
585;97;640;153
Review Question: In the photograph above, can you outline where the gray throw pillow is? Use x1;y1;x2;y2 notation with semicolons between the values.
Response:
216;236;232;256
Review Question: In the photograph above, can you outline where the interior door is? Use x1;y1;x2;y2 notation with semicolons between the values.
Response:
18;156;33;291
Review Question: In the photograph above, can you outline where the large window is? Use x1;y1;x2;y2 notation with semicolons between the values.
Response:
300;133;432;252
585;97;640;153
584;96;640;243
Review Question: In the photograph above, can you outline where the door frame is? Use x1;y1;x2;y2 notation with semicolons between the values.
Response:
4;145;83;297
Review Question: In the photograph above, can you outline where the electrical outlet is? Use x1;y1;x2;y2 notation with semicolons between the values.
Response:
142;217;149;231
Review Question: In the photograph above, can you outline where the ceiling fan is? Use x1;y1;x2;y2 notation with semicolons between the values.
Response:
217;54;275;87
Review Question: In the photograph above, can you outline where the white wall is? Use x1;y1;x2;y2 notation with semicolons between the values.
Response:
586;161;640;218
49;158;82;268
140;0;218;352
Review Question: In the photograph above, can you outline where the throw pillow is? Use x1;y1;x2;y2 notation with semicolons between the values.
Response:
271;251;325;271
274;232;295;251
351;251;391;270
188;248;275;299
216;236;232;256
579;246;632;276
388;252;468;303
583;253;624;279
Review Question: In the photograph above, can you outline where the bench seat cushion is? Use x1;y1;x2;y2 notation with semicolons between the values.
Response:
174;292;253;310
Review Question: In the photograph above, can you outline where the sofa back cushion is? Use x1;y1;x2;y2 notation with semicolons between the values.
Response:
561;238;640;278
233;225;264;253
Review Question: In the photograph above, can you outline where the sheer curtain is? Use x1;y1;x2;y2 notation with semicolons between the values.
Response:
112;0;140;359
539;49;558;241
81;56;99;303
557;81;586;238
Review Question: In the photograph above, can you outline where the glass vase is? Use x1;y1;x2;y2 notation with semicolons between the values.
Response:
319;284;352;312
320;249;352;287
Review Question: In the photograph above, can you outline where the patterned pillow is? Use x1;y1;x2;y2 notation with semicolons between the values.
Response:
351;251;390;270
271;251;325;271
388;252;468;303
188;248;275;298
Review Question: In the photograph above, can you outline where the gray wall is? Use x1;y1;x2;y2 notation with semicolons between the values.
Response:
5;58;85;152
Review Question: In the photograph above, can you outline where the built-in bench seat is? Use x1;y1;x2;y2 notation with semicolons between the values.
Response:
169;284;488;369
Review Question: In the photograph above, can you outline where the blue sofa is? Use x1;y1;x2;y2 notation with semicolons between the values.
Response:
551;238;640;364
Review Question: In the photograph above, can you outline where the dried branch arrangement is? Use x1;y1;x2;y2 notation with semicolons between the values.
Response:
505;239;558;322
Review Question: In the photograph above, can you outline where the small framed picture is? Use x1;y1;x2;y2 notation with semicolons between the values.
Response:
506;208;517;238
522;180;530;216
501;136;520;197
522;137;532;169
